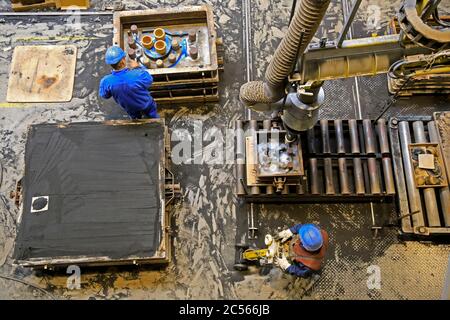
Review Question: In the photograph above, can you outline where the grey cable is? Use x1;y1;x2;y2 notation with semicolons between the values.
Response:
0;274;57;300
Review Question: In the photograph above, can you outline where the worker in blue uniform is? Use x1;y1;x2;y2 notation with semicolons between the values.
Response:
99;46;159;119
275;223;329;277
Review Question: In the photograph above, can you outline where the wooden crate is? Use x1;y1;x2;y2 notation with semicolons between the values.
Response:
113;5;222;105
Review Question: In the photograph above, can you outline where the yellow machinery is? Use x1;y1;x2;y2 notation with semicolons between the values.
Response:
234;235;290;271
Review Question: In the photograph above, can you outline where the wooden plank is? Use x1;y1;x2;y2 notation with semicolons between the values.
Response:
154;94;218;104
7;45;77;103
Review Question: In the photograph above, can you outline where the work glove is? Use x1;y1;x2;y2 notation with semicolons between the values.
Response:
277;228;293;243
275;256;291;271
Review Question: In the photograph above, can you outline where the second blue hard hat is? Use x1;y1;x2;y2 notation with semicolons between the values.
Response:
299;224;323;252
105;46;126;65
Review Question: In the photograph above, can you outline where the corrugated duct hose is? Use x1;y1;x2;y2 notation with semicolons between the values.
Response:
240;0;331;107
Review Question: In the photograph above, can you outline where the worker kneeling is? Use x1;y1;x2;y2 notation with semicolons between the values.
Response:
99;46;160;119
275;223;329;277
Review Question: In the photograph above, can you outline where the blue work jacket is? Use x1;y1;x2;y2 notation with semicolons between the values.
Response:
286;224;312;277
99;67;158;119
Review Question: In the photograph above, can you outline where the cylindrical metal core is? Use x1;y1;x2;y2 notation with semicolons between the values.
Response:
353;158;365;194
320;120;330;154
363;119;376;154
412;121;441;227
412;121;427;142
128;48;136;60
142;35;153;49
172;39;180;51
156;59;164;68
153;28;166;41
168;53;177;64
188;30;197;43
130;24;139;34
128;36;137;49
324;158;335;195
335;119;345;154
368;158;381;194
382;157;395;195
307;127;316;153
236;120;246;195
428;121;450;226
249;120;260;195
349;119;360;154
399;121;425;227
189;46;198;59
141;55;151;68
338;158;350;194
377;119;390;155
309;158;320;195
154;40;166;55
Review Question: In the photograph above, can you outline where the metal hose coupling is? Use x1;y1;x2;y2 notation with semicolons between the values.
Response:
240;0;331;109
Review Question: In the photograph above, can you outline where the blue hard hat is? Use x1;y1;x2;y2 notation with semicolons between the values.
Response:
105;46;126;65
299;224;323;252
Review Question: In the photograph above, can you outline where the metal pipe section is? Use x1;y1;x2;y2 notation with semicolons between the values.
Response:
335;119;345;154
349;120;360;154
368;158;381;194
363;119;376;154
338;158;350;194
324;158;335;195
320;119;334;194
377;119;390;155
296;34;431;83
377;118;395;195
239;0;331;105
309;158;320;194
236;120;246;195
412;121;441;227
428;121;450;226
337;0;363;47
382;158;396;195
307;127;317;153
399;121;425;227
349;119;364;194
320;120;331;154
353;158;365;194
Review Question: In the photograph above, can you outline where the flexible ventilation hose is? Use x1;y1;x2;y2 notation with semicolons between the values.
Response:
240;0;331;106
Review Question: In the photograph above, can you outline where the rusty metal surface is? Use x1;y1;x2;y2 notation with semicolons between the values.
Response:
435;112;450;184
0;0;449;300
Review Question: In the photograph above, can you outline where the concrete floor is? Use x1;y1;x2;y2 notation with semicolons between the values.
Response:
0;0;450;299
